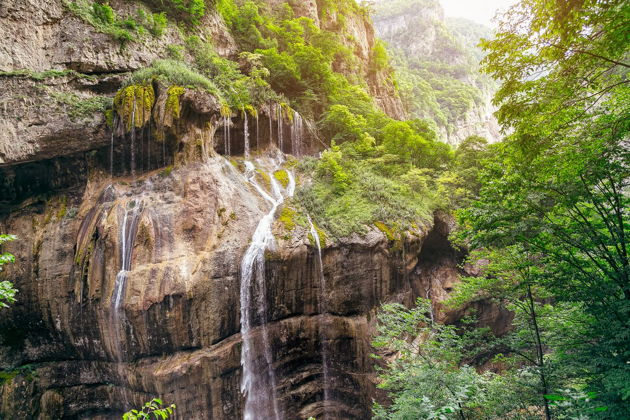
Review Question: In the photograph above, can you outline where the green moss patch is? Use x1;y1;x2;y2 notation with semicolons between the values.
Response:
114;84;155;130
274;169;289;188
374;221;395;241
279;206;297;231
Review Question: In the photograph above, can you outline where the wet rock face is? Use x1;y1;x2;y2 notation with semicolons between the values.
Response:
0;149;464;418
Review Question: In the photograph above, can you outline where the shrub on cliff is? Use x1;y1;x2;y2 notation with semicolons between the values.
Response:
0;234;17;308
125;60;221;98
123;398;176;420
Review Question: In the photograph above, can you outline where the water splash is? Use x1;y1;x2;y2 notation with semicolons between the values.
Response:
291;111;303;157
308;215;330;418
240;160;294;420
244;110;250;158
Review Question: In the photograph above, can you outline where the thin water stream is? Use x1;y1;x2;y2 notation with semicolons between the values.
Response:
308;216;331;418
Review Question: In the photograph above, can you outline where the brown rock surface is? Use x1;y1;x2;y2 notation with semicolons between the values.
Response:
0;147;468;418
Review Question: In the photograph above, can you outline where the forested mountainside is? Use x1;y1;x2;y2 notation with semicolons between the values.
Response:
373;0;500;144
1;0;628;419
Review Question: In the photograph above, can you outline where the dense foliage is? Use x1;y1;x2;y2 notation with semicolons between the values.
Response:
374;0;629;418
200;0;480;235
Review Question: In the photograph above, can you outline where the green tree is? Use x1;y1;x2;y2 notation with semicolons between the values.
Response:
460;0;630;416
372;299;492;420
449;246;594;420
0;234;17;308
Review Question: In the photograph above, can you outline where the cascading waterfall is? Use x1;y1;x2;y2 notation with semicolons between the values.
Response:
147;120;152;171
223;115;232;156
228;116;232;156
110;117;116;178
291;111;303;157
268;104;273;148
240;160;295;420
244;110;250;158
162;127;166;168
111;202;143;351
308;216;331;417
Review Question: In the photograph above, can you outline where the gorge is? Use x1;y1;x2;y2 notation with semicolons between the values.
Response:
0;1;480;417
3;0;625;419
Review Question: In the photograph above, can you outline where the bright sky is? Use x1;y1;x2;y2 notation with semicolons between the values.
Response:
440;0;518;27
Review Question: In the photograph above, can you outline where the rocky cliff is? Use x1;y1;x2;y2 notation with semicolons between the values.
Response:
372;0;501;144
0;1;468;419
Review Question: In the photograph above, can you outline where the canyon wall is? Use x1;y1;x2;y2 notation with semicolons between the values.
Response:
372;0;501;144
0;1;470;418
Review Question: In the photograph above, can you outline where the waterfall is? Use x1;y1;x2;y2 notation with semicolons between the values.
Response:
291;111;303;157
147;120;152;171
269;104;273;149
130;97;136;178
112;202;143;326
162;127;166;168
110;118;116;178
223;116;232;156
255;113;259;151
228;116;232;156
277;105;283;152
244;110;250;158
110;201;143;409
308;216;330;418
240;161;295;420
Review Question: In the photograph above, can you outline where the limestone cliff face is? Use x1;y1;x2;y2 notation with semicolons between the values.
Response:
0;155;465;418
1;1;452;419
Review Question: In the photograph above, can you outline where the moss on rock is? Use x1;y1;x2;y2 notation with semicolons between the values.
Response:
374;221;395;241
165;85;185;119
279;206;297;231
274;169;289;188
114;83;155;130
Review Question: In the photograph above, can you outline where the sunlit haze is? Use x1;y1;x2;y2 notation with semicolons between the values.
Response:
440;0;517;27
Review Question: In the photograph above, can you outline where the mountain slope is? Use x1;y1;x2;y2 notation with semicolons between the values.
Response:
372;0;501;144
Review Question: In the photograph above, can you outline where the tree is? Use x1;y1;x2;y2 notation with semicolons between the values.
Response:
0;234;17;308
459;0;630;416
449;246;594;420
372;299;493;420
122;399;176;420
